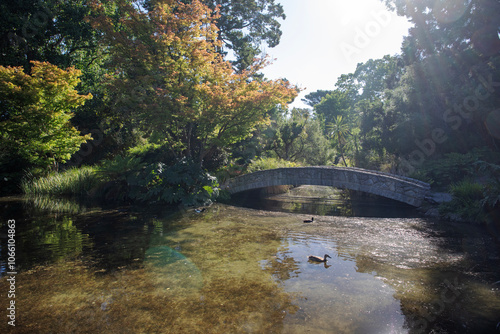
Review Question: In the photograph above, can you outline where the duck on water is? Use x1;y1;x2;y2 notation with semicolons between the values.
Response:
308;254;331;262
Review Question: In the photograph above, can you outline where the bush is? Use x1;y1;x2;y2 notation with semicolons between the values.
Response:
126;142;175;165
356;149;398;173
215;163;246;184
476;161;500;209
98;155;219;206
247;157;301;173
127;158;219;206
21;166;102;196
415;149;491;189
1;148;32;194
98;155;146;181
440;179;485;223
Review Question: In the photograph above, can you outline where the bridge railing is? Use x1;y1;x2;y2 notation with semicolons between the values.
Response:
327;166;431;188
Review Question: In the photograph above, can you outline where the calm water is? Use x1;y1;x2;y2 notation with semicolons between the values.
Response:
1;186;500;333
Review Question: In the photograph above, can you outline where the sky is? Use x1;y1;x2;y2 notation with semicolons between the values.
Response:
260;0;414;109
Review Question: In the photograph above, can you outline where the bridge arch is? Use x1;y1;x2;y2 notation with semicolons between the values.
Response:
224;167;431;207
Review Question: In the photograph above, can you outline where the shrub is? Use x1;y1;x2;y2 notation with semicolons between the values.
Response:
247;157;301;173
416;149;491;189
215;163;246;184
440;179;485;223
98;155;146;181
476;161;500;209
98;155;219;206
127;158;219;206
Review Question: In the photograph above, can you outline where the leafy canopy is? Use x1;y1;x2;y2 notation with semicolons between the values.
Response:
0;61;92;169
91;0;297;166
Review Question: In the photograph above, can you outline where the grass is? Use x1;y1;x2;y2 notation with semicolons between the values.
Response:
21;166;103;196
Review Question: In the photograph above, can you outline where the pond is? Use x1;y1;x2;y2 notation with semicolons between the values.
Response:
1;186;499;333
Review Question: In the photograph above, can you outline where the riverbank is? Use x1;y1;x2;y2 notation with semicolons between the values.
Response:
13;154;500;231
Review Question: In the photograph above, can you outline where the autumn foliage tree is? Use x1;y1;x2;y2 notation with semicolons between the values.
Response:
0;61;92;170
90;0;297;167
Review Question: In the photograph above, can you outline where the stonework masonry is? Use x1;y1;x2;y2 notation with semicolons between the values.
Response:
224;166;431;207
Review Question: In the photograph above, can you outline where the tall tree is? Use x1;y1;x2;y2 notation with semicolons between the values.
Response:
382;0;500;154
0;0;101;70
202;0;286;72
91;0;297;167
145;0;286;72
269;108;331;164
302;90;331;108
384;0;500;63
314;90;354;134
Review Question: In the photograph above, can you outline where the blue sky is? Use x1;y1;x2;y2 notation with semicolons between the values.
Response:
260;0;413;109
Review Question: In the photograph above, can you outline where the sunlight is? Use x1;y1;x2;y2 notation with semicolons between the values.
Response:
262;0;412;109
433;0;469;23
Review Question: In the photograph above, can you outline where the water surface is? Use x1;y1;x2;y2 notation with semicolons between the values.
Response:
0;190;499;333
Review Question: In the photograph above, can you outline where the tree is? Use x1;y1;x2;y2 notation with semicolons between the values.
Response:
301;90;331;108
352;55;403;99
384;0;500;63
0;1;138;164
197;0;286;72
314;90;353;135
327;116;352;167
271;114;306;161
91;0;297;168
144;0;286;72
0;61;93;169
0;0;101;70
270;108;331;164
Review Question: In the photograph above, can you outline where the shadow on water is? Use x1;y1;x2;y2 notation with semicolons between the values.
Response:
230;185;421;218
0;193;499;333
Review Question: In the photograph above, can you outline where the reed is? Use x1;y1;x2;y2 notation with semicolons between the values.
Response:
21;166;102;196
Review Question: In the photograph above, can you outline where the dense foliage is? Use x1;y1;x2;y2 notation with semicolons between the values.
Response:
0;0;295;202
0;61;92;169
99;155;219;206
298;0;500;222
90;0;297;167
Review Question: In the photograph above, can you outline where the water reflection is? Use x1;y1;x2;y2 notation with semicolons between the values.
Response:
0;200;93;274
0;196;499;333
232;185;421;218
262;233;407;333
23;195;91;214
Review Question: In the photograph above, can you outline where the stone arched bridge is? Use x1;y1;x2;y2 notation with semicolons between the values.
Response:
224;166;431;207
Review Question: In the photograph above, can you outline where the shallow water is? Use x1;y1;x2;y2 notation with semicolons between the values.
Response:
1;189;500;333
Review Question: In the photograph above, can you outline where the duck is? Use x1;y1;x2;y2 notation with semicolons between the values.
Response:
303;217;314;223
308;254;331;262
